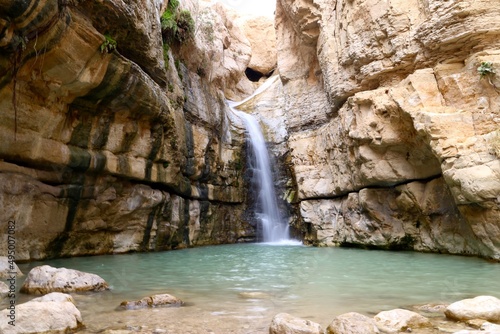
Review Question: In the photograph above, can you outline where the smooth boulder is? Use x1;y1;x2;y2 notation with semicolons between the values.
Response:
0;292;82;334
20;265;109;294
270;313;324;334
445;296;500;322
374;309;432;333
327;312;380;334
0;281;9;299
0;257;23;278
120;293;183;309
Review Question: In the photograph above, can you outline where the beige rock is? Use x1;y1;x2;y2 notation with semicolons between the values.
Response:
0;256;23;278
0;281;9;299
327;312;380;334
374;309;432;333
445;296;500;322
0;293;82;334
20;265;109;294
239;15;277;74
270;313;324;334
120;293;183;310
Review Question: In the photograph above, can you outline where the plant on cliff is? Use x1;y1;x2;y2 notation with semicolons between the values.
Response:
100;34;117;54
161;1;194;45
478;61;495;79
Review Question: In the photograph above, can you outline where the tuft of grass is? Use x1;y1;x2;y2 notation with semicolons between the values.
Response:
478;61;495;79
100;34;117;54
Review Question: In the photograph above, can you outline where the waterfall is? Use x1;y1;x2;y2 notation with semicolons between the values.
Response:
227;79;293;243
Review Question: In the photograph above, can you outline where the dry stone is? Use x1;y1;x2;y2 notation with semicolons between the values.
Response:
445;296;500;323
20;265;109;294
327;312;380;334
270;313;324;334
0;257;23;278
374;309;432;333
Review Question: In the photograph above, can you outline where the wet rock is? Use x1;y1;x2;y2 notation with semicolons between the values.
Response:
0;292;82;334
445;296;500;322
374;308;432;333
238;291;271;299
20;265;109;294
120;293;184;310
0;257;23;278
327;312;380;334
270;313;324;334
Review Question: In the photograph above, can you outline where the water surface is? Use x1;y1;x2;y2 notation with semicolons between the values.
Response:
13;244;500;333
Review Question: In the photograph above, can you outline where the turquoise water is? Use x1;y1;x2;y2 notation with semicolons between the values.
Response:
13;244;500;332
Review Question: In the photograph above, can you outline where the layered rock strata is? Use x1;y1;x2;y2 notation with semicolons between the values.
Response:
275;0;500;259
0;0;256;260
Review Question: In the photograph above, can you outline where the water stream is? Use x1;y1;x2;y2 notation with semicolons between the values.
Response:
12;245;500;333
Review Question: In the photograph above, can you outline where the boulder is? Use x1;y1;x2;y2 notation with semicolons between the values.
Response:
374;309;432;333
327;312;380;334
0;257;23;278
20;265;109;294
0;292;82;334
269;313;324;334
0;281;9;299
120;293;183;309
445;296;500;322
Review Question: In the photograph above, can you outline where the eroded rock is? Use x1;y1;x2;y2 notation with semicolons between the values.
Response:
374;308;432;333
0;292;82;334
0;257;23;278
270;313;323;334
445;296;500;323
20;265;109;294
327;312;380;334
120;293;184;310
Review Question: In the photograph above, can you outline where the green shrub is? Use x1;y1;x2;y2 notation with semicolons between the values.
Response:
478;61;495;79
160;6;194;45
100;34;117;54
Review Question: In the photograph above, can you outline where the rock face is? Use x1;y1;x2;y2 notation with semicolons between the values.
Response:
269;313;324;334
0;292;82;334
0;0;257;260
120;293;183;309
20;265;109;294
445;296;500;323
271;0;500;259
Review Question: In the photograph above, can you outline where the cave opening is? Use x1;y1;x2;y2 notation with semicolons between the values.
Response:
245;67;264;82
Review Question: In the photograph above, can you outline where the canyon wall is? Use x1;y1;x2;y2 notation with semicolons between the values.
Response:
0;0;259;260
274;0;500;259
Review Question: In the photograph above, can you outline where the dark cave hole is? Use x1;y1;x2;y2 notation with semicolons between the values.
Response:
245;67;264;82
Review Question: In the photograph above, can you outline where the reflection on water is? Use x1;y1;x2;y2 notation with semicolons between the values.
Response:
12;244;500;333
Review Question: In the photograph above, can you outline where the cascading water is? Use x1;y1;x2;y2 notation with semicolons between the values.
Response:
227;77;293;243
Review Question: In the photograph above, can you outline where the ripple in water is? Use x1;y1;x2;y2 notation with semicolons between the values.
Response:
13;244;500;333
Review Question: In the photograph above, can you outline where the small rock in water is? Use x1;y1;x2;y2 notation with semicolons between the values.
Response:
239;291;271;299
20;265;109;294
445;296;500;322
120;293;184;309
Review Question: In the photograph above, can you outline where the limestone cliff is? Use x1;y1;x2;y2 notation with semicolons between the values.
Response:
0;0;259;260
272;0;500;259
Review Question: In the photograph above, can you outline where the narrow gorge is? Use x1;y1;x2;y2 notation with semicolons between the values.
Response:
0;0;499;263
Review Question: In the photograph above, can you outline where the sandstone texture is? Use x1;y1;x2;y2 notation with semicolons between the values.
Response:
271;0;500;259
327;312;380;334
20;265;109;294
445;296;500;323
0;0;259;260
0;292;82;334
120;293;183;309
270;312;324;334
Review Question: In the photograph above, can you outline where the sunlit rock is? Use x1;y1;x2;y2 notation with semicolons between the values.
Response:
0;292;82;334
374;309;432;333
445;296;500;323
327;312;380;334
0;257;23;278
20;265;109;294
120;293;184;309
270;313;324;334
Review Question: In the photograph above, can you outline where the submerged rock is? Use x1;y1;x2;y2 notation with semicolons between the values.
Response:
120;293;184;310
0;292;82;334
445;296;500;322
20;265;109;294
269;313;324;334
327;312;380;334
374;308;432;333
